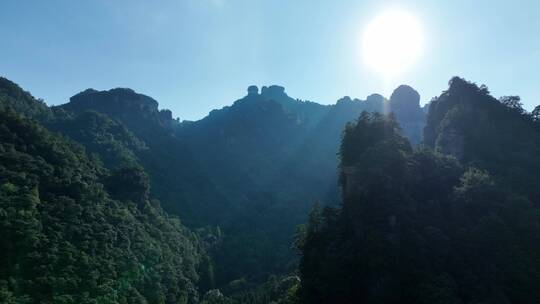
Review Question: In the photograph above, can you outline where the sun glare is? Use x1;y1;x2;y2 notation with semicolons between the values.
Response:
362;10;424;78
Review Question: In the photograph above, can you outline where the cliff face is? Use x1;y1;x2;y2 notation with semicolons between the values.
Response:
389;85;426;145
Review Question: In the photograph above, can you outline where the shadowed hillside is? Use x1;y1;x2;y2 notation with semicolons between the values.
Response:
297;78;540;304
0;81;209;303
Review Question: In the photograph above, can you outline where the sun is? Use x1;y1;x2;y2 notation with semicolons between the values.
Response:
362;10;424;78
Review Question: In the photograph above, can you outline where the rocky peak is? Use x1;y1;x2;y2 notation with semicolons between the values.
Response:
389;85;421;111
62;88;179;132
336;96;353;104
78;88;99;95
260;85;287;101
67;88;159;114
365;94;386;111
389;85;425;145
247;85;259;96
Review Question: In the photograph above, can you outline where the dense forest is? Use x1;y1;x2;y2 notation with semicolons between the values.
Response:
2;75;540;303
297;77;540;303
0;87;206;303
53;82;427;288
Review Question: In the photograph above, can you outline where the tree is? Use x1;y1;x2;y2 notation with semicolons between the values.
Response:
298;84;540;303
499;95;524;113
0;104;207;303
532;105;540;121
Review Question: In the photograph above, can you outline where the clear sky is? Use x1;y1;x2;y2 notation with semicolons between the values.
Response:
1;0;539;120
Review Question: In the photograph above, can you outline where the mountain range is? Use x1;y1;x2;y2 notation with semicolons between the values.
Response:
5;75;536;303
51;81;426;284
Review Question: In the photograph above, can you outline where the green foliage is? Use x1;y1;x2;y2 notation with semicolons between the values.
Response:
425;76;540;202
60;85;321;287
0;77;51;120
298;101;540;303
106;166;150;204
499;95;524;113
0;107;207;303
15;73;540;304
45;81;426;289
532;105;540;121
46;110;147;168
223;276;300;304
60;87;226;229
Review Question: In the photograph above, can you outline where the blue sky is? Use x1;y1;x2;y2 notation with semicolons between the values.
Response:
1;0;539;120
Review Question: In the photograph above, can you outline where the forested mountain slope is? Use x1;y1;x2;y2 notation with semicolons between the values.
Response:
56;81;425;287
180;84;425;210
5;73;539;303
0;100;208;303
177;84;426;285
425;77;540;202
297;78;540;304
0;75;428;296
60;88;228;227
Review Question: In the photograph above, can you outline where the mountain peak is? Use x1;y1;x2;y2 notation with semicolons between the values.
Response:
61;87;180;131
261;85;287;100
261;85;285;94
66;87;159;113
77;88;99;95
389;85;425;144
366;93;385;104
247;85;259;96
390;85;420;107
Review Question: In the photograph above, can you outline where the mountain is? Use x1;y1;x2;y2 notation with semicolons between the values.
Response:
46;110;148;168
54;82;426;287
59;88;228;227
181;84;425;204
178;86;323;284
180;86;306;197
0;77;52;120
0;80;209;303
258;85;330;129
175;84;426;285
8;73;536;303
1;74;428;296
297;77;540;304
389;85;425;144
424;77;540;201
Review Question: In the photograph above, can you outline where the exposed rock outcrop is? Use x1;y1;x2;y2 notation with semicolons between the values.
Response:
389;85;426;144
